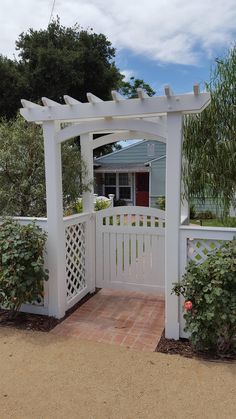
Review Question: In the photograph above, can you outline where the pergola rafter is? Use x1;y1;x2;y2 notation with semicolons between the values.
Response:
20;85;210;123
20;85;211;339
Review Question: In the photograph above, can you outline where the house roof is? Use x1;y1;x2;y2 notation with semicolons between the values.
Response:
94;140;166;168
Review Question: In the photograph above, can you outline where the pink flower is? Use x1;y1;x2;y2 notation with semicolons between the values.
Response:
184;301;193;311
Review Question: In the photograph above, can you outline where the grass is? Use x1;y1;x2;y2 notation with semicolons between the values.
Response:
190;217;236;227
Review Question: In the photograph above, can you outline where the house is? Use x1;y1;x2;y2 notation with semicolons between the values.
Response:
94;140;166;207
94;139;234;215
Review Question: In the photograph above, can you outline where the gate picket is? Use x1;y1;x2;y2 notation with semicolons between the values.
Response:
96;206;165;294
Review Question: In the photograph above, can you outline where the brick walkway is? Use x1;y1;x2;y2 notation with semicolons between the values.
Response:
52;289;165;352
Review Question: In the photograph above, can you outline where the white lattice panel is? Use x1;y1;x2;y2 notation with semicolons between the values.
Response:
187;239;222;264
65;222;86;302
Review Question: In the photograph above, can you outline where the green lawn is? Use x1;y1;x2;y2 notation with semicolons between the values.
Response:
190;217;236;227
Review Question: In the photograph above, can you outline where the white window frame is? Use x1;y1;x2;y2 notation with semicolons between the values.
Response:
103;172;133;202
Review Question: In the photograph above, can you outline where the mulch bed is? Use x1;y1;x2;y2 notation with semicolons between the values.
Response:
156;330;236;362
0;289;99;332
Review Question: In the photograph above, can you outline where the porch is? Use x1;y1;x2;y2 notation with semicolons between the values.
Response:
94;170;150;207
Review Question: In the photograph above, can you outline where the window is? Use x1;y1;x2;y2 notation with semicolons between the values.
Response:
119;173;129;185
119;187;131;199
105;173;116;185
103;173;132;201
104;173;116;197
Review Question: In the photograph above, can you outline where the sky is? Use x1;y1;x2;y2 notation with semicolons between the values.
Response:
1;0;236;95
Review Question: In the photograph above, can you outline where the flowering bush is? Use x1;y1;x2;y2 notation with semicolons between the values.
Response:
0;219;48;317
173;238;236;355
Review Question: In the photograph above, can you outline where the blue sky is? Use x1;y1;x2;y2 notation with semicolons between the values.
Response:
116;48;213;94
1;0;236;96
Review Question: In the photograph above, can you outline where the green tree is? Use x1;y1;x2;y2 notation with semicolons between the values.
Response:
0;56;26;119
0;115;88;216
120;76;155;98
15;18;123;105
0;19;156;157
183;47;236;214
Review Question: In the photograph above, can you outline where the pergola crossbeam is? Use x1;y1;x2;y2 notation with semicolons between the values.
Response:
164;85;174;97
64;95;82;105
21;99;42;109
20;91;211;123
137;88;149;99
111;90;125;102
42;97;62;107
87;93;103;103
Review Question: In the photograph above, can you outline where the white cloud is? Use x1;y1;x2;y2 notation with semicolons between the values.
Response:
1;0;236;64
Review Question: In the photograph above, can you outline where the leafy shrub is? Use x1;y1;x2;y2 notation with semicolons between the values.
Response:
156;196;165;210
114;199;127;207
221;217;236;228
196;210;214;220
190;204;196;219
64;200;83;216
65;198;110;215
173;238;236;355
0;219;48;317
94;199;111;211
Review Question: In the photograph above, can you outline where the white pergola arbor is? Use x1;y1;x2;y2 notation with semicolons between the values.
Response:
20;86;210;339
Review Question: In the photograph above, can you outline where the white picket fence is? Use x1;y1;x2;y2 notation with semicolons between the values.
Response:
96;206;165;294
10;214;236;324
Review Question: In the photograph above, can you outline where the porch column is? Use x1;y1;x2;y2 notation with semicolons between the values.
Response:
165;112;183;339
80;133;94;213
43;121;67;319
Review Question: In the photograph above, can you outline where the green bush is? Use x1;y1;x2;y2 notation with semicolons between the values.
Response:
156;196;165;210
65;198;110;215
0;219;48;317
173;238;236;355
195;210;214;220
94;199;111;211
114;199;127;207
190;204;196;219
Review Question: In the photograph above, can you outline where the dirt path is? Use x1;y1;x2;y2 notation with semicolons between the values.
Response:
0;328;235;419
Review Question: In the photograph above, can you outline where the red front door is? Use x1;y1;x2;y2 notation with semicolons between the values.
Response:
136;173;149;206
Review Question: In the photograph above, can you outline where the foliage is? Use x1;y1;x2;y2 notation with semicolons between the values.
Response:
119;77;155;98
0;56;26;120
156;196;165;210
0;219;48;316
114;199;127;207
173;239;236;355
191;217;236;228
183;46;236;215
190;204;196;219
94;199;111;211
64;198;110;215
0;18;155;157
0;115;89;216
195;210;214;220
5;18;121;116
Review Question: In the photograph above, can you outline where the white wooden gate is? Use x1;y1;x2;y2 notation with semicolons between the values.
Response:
96;206;165;294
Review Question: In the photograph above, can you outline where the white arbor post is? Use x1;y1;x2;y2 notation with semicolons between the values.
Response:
43;121;67;318
80;133;94;213
165;112;183;339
